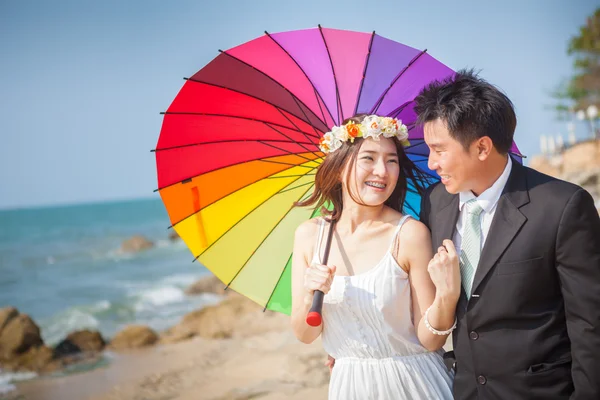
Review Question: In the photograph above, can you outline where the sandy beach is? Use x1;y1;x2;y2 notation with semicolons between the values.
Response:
12;295;331;400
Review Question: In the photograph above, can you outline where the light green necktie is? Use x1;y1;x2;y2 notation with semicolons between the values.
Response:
460;199;483;299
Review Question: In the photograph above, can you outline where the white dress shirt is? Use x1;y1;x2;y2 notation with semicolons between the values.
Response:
453;157;513;266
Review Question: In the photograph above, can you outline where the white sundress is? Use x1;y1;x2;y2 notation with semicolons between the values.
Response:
313;215;454;400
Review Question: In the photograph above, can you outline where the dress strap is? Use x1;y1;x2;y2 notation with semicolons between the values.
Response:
387;214;412;252
312;218;327;264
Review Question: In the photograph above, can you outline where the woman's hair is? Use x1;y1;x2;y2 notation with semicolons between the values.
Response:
295;114;430;221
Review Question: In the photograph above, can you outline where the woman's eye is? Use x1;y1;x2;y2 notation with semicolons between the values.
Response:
387;159;398;164
361;156;374;161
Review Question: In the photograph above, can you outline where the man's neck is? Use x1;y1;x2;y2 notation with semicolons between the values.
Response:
470;155;509;197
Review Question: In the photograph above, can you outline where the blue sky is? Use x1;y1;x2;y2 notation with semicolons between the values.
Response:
0;0;597;210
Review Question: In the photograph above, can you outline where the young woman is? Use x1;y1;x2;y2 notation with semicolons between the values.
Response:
291;114;459;399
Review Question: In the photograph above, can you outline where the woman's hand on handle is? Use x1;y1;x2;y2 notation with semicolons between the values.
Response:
303;263;336;305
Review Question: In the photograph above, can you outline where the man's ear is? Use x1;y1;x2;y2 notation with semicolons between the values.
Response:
476;136;494;161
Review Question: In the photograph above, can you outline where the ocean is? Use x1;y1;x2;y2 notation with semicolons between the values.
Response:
0;197;220;393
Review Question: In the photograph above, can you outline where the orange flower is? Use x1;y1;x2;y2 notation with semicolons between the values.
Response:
346;122;361;140
319;137;330;152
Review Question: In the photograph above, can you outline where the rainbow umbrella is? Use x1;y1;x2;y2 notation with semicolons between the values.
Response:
154;26;523;315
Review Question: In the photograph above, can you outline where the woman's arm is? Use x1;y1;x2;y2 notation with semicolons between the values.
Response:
400;221;460;351
290;220;335;344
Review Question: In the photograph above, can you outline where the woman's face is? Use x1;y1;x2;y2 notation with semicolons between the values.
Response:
342;137;400;207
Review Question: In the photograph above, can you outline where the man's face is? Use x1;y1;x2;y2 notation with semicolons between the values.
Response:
424;118;480;194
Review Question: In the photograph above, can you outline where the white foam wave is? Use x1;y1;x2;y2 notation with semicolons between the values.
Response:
133;286;186;312
0;370;37;395
160;273;200;287
41;308;100;346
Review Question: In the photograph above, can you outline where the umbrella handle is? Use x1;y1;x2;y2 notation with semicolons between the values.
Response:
306;290;324;326
305;219;335;327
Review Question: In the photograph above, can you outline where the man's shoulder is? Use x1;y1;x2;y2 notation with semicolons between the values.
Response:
425;181;454;204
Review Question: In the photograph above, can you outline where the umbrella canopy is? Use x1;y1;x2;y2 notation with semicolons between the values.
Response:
155;26;523;315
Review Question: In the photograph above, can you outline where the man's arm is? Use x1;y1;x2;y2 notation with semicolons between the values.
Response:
555;188;600;399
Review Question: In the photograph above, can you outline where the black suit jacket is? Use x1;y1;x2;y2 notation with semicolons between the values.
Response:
420;161;600;400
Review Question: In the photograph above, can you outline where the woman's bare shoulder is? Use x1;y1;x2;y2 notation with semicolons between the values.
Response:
399;217;431;246
294;217;322;241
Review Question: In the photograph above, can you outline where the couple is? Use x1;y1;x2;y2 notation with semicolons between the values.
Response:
290;70;600;399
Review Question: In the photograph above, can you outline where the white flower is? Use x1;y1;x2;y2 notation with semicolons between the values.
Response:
319;115;409;154
362;115;382;140
331;125;348;142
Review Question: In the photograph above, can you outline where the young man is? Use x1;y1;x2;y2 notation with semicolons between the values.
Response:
416;69;600;399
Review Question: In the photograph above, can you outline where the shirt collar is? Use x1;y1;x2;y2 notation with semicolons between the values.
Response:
459;156;513;213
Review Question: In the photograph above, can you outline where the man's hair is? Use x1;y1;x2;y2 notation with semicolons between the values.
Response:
414;69;516;154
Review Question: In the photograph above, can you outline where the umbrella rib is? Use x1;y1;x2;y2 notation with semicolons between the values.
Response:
258;159;318;169
370;49;428;115
353;31;376;117
388;100;414;119
276;180;315;194
262;186;317;312
192;169;317;260
264;31;336;127
257;140;317;163
155;152;320;193
185;75;323;137
289;95;324;139
266;173;316;179
224;182;316;292
158;112;318;141
264;122;323;160
168;165;318;229
153;138;316;153
263;253;293;312
217;50;329;132
318;24;342;124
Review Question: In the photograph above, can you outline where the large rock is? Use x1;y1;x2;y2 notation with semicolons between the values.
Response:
54;329;106;356
0;307;18;335
0;344;60;373
120;235;154;253
561;140;600;175
160;295;261;343
0;313;43;359
184;274;227;296
529;155;561;178
109;325;158;350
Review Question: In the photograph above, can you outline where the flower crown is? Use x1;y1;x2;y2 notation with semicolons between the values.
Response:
318;115;410;154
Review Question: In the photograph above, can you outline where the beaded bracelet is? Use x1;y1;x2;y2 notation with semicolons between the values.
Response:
423;305;457;336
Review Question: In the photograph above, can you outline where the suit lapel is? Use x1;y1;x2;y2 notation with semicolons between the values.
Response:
471;161;530;294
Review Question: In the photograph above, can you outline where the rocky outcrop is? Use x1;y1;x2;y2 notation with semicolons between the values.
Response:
54;329;106;357
184;274;227;296
108;325;159;350
120;235;154;253
0;309;43;360
160;294;261;343
530;139;600;212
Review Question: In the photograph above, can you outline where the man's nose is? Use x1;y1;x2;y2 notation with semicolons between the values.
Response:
428;155;438;171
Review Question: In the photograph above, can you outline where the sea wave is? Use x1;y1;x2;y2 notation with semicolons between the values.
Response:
0;370;37;395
